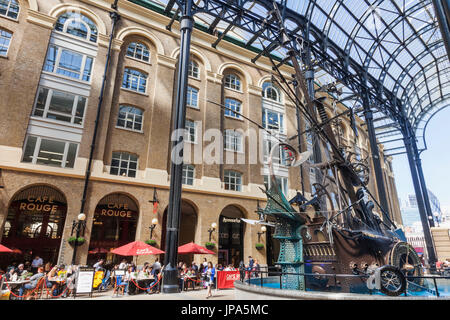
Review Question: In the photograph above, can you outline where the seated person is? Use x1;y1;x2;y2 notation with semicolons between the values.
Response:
18;267;45;300
5;268;18;282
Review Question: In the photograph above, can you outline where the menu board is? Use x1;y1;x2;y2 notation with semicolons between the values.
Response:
76;267;95;294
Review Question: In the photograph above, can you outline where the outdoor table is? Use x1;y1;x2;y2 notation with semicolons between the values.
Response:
4;280;30;300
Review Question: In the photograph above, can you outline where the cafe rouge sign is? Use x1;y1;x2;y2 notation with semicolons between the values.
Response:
19;196;60;214
97;203;136;218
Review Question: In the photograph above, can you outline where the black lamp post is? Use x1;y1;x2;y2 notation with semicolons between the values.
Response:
71;213;86;265
257;226;267;242
208;223;217;242
149;218;158;239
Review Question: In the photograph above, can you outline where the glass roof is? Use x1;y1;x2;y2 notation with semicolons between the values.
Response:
131;0;449;152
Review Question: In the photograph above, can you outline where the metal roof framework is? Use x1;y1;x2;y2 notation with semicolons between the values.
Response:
130;0;449;156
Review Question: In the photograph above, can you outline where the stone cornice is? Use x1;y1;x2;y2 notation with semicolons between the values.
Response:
206;72;224;84
157;54;177;69
26;9;56;29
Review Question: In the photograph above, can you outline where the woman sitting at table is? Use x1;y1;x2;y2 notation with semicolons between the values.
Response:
18;267;45;300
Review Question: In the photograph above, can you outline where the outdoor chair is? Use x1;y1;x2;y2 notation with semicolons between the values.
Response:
113;275;126;296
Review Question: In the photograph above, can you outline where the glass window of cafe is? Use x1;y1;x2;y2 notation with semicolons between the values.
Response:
89;193;139;256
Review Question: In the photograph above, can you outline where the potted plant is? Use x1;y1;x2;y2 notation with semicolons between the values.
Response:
68;236;86;246
255;243;264;250
145;239;157;246
205;242;216;250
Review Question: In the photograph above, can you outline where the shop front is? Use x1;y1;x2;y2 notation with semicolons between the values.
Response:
1;185;67;268
218;205;245;268
88;193;139;265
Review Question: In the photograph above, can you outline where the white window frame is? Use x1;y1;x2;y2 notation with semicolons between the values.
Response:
224;74;241;91
187;86;199;108
184;120;197;143
116;105;144;132
224;130;243;153
110;152;138;178
43;45;94;82
122;67;148;94
224;170;242;192
32;86;87;126
263;138;287;166
182;164;195;185
0;28;12;57
22;135;78;169
55;12;98;43
188;60;199;79
262;82;281;102
262;108;285;134
126;42;150;63
224;98;242;119
264;175;289;196
0;0;19;20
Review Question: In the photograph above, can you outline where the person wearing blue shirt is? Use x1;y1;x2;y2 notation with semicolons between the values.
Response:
204;262;215;299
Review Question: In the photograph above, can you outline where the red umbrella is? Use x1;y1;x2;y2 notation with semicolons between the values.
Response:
0;244;13;253
88;248;109;254
111;241;164;256
178;242;215;255
11;248;22;254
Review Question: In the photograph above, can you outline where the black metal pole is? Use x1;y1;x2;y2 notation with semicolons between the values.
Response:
294;82;305;195
71;221;80;265
361;80;391;223
432;0;450;60
72;1;120;266
403;126;437;265
162;0;193;294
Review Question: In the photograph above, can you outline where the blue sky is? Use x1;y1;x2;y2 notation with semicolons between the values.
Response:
392;107;450;208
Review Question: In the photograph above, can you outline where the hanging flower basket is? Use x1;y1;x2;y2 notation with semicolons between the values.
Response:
255;243;264;250
145;239;157;247
68;237;86;246
205;242;216;250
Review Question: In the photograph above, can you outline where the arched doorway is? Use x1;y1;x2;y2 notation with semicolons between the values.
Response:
161;200;198;264
218;205;245;268
89;193;139;265
1;185;67;268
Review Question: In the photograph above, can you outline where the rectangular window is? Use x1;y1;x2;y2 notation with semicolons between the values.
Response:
43;45;94;82
117;106;143;132
0;0;19;19
122;68;147;93
22;135;78;168
187;86;198;108
263;139;287;165
264;175;288;196
0;29;12;56
32;87;87;125
224;98;241;119
224;170;242;192
262;109;284;133
110;152;138;178
224;130;243;152
185;120;197;143
182;165;195;185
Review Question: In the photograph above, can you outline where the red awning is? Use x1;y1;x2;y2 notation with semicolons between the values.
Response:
88;248;109;254
178;242;215;254
0;244;13;253
111;241;164;256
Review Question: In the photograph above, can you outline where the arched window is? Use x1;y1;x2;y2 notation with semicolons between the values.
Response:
188;60;199;78
55;12;98;43
117;106;143;131
262;82;281;102
0;29;12;56
126;42;150;62
0;0;19;19
122;68;148;93
224;74;241;91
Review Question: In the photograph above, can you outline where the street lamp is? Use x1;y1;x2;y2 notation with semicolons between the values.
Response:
208;222;217;242
71;213;86;265
149;218;158;239
257;226;267;242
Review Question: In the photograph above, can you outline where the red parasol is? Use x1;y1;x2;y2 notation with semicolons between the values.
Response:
88;248;109;254
11;248;22;254
178;242;215;255
111;241;164;256
0;244;13;253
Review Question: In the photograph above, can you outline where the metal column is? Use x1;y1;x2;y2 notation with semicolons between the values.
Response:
433;0;450;59
361;81;390;220
162;0;193;294
403;125;437;265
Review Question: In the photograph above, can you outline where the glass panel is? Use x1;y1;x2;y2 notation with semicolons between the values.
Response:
82;57;93;81
75;96;86;123
48;90;75;115
65;143;77;168
0;29;11;56
57;50;82;79
33;87;49;117
36;138;65;167
43;46;58;73
22;136;37;163
66;19;88;40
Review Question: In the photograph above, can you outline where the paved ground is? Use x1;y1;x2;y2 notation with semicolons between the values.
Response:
56;288;236;300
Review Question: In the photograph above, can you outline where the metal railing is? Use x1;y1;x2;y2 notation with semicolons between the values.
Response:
242;267;450;298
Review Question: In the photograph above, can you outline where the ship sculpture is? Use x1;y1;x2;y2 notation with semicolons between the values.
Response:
254;2;426;297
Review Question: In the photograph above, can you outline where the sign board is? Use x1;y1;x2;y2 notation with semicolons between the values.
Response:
75;267;95;294
113;269;126;276
216;271;240;289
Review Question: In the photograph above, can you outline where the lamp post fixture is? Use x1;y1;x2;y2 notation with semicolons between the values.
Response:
208;222;217;242
257;226;267;242
71;213;86;265
149;218;158;239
